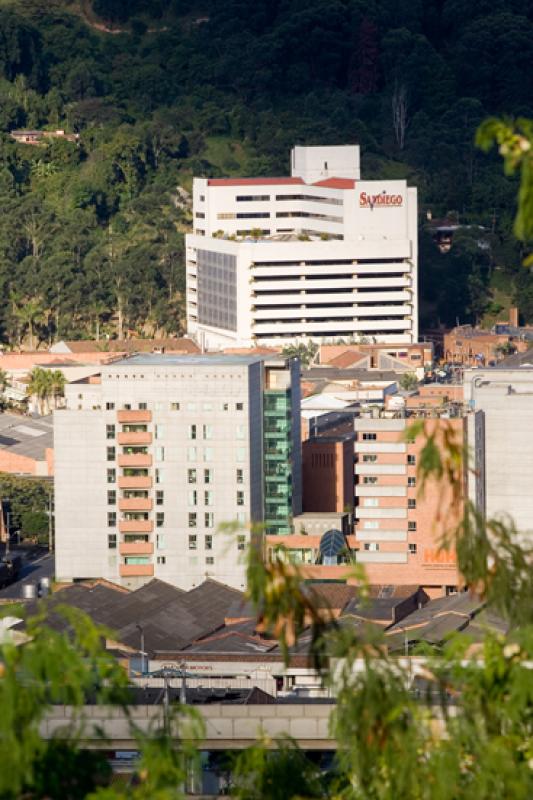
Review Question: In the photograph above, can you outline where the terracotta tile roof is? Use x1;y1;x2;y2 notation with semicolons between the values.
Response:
327;350;366;368
60;338;200;354
207;177;304;186
313;178;356;189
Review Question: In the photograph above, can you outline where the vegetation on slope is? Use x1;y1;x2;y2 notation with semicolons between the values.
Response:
0;0;532;346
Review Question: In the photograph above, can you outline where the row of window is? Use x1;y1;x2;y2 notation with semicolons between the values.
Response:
361;476;416;487
106;446;248;463
103;401;245;411
364;543;417;554
188;534;246;551
230;193;343;206
359;445;417;466
362;520;418;531
362;498;417;508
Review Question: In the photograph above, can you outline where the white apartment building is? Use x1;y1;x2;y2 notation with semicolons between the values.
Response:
54;354;301;591
186;145;418;349
465;368;533;539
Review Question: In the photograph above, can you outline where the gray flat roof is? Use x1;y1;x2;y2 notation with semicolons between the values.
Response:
0;413;53;462
110;354;269;367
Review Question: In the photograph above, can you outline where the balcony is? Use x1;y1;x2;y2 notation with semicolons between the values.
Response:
118;476;152;489
117;410;152;423
118;454;152;468
119;563;154;578
119;519;153;533
119;498;153;512
119;542;154;556
118;431;152;445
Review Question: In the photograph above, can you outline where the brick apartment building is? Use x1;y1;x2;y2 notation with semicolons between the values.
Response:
353;416;463;597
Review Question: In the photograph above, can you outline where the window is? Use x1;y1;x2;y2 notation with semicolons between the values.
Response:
363;498;378;507
236;402;244;411
205;512;214;528
156;490;164;505
186;402;196;412
189;490;197;506
204;490;213;506
157;556;166;564
236;194;269;201
202;402;213;411
106;446;115;461
362;477;378;485
156;512;164;527
236;424;245;440
204;469;213;484
203;447;213;462
187;447;197;461
236;468;244;484
156;446;165;461
363;521;379;529
236;490;244;506
408;521;417;531
107;468;116;484
155;468;164;484
170;402;180;411
236;511;246;526
189;424;197;440
408;455;416;465
188;534;197;550
124;556;149;565
154;402;163;411
107;490;116;505
188;513;197;528
155;424;164;439
123;403;131;410
237;535;246;551
206;556;215;565
138;402;147;410
205;534;213;550
362;455;377;463
106;402;115;411
236;447;245;463
364;542;379;551
362;433;377;441
222;403;229;411
107;512;116;527
202;424;212;440
106;424;115;440
156;534;165;550
408;543;417;554
188;468;197;483
408;477;416;487
408;498;416;509
107;533;117;549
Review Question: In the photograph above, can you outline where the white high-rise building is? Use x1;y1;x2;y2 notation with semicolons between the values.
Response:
186;145;418;350
54;354;301;591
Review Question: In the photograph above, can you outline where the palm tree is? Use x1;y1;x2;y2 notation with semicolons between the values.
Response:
0;368;8;393
14;298;45;350
49;370;66;409
27;368;53;415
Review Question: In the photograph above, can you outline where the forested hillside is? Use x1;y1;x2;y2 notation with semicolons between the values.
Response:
0;0;532;346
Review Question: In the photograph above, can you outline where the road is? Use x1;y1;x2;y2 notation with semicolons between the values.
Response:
0;551;55;601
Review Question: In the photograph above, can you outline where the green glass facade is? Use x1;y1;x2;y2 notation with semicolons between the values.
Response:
263;388;293;535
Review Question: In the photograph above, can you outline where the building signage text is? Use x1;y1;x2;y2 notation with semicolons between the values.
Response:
359;191;403;208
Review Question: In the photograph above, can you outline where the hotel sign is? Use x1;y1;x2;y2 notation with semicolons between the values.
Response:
359;191;403;208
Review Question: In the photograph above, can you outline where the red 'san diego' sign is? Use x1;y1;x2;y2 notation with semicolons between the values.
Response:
360;191;403;208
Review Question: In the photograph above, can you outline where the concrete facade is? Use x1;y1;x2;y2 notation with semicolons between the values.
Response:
54;354;301;591
465;368;533;538
186;145;418;348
